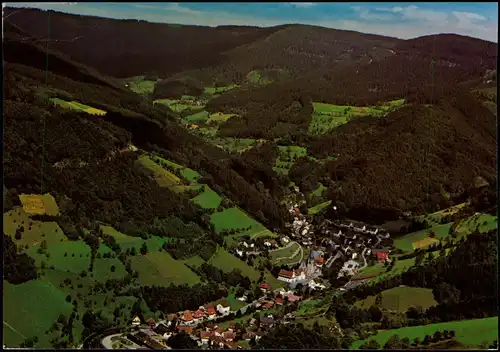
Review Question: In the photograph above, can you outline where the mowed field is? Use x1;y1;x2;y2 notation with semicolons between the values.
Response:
210;207;277;241
130;251;201;286
49;98;106;116
19;193;60;216
135;155;186;192
207;112;238;123
4;207;66;247
351;317;498;349
354;286;438;312
308;99;404;135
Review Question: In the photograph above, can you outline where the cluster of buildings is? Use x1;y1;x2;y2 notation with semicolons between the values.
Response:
286;204;315;245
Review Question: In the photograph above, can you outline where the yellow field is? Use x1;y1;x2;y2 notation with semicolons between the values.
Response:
135;155;186;193
83;107;107;116
208;112;238;123
19;194;60;216
412;237;439;250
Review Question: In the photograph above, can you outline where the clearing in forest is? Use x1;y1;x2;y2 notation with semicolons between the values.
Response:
184;110;210;123
19;193;60;216
124;76;156;94
153;99;200;113
354;286;437;312
273;145;308;175
149;155;201;183
130;251;201;286
135;155;185;192
100;225;168;253
204;84;239;95
3;207;66;247
351;316;498;349
191;185;222;209
209;137;262;154
49;98;106;116
308;99;405;135
412;237;439;250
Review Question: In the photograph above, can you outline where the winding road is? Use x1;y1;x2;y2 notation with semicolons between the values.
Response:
273;241;304;265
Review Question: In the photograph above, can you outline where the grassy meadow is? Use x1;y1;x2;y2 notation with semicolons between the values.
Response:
49;98;106;116
124;76;156;94
354;286;437;312
308;99;404;135
191;185;222;209
210;208;277;241
351;316;498;349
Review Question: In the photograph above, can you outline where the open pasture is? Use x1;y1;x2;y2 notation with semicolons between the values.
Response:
210;208;277;240
208;112;238;123
308;99;404;135
209;247;261;281
4;207;66;247
273;145;308;175
412;236;439;250
3;279;74;348
27;240;91;274
354;286;437;312
130;251;201;286
184;110;210;123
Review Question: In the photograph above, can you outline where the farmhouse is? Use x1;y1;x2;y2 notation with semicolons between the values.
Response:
372;249;390;263
260;282;270;292
182;312;194;325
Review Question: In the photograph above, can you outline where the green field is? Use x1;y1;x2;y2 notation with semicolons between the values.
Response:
124;76;156;94
150;155;201;183
130;251;201;286
210;208;277;240
191;185;222;209
273;145;308;175
153;99;200;113
204;84;239;95
311;183;327;198
308;200;332;215
394;223;452;252
184;110;210;123
135;155;185;191
309;99;404;135
354;257;417;281
4;207;66;247
3;280;74;348
100;225;168;253
269;242;302;264
351;317;498;349
394;213;497;252
414;203;468;225
93;245;128;281
209;247;261;281
27;240;91;274
49;98;106;116
207;112;238;123
354;286;437;312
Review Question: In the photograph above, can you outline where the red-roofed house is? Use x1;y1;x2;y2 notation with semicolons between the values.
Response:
206;305;217;319
260;283;270;292
222;331;236;342
285;294;302;303
275;297;283;305
183;312;194;325
278;269;305;284
200;331;214;344
262;301;274;309
375;251;389;263
315;256;325;267
193;310;204;321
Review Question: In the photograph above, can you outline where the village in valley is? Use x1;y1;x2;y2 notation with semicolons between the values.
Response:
101;192;396;350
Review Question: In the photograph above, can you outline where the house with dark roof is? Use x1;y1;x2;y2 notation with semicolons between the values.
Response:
153;323;170;335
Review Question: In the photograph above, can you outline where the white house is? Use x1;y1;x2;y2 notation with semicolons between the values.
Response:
264;241;271;247
216;304;230;315
277;269;306;284
236;250;243;257
243;242;249;248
